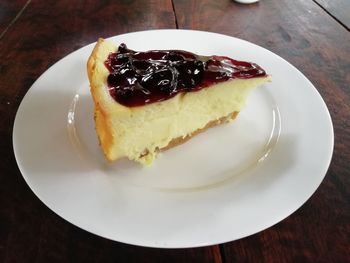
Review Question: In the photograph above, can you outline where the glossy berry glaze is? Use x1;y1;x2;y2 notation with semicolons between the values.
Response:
105;43;267;107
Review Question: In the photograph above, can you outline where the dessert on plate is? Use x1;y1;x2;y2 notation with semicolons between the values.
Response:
87;38;270;165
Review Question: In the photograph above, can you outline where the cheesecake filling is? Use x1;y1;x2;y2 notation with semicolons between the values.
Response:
104;44;267;107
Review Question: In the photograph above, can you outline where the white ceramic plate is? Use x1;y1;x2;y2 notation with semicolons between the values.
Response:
13;30;333;248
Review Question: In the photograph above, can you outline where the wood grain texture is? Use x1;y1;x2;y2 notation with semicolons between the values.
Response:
173;0;350;262
0;0;219;262
0;0;28;37
1;0;349;262
314;0;350;30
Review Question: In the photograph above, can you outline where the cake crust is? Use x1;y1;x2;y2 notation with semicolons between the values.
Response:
162;111;238;151
87;39;116;161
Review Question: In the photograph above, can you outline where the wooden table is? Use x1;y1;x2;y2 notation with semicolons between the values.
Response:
1;0;349;262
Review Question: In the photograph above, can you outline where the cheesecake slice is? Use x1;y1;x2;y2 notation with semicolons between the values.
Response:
87;38;270;165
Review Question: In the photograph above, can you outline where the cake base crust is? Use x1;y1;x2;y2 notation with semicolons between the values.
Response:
158;111;238;152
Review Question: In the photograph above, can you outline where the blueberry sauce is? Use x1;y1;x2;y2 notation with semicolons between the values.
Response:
105;43;267;107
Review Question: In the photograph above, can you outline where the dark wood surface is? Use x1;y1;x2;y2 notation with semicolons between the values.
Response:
0;0;28;37
1;0;349;262
314;0;350;30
